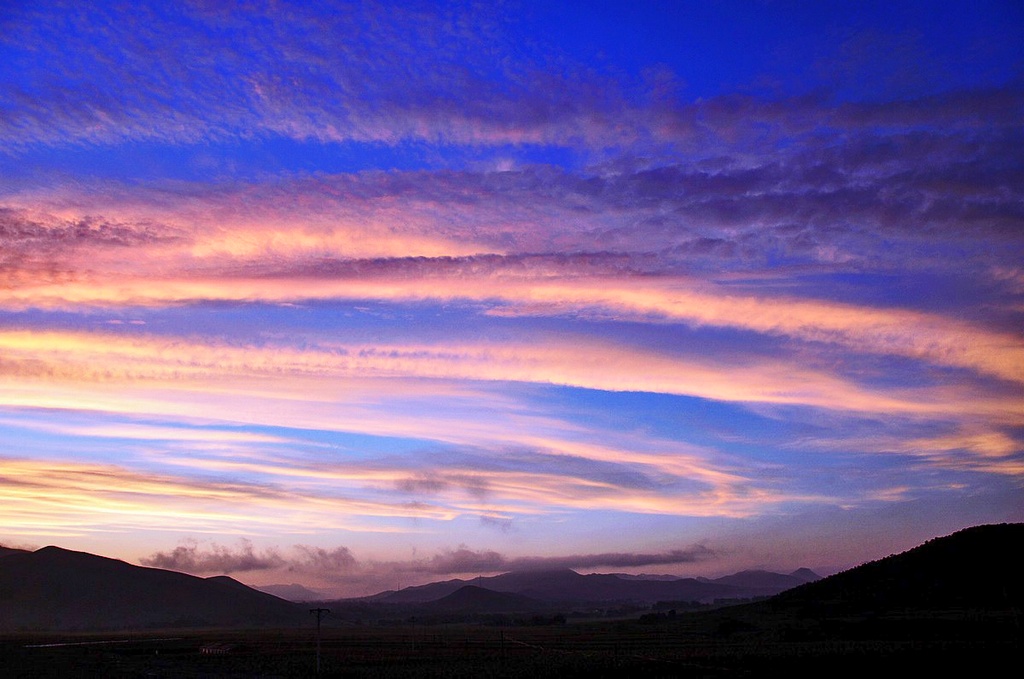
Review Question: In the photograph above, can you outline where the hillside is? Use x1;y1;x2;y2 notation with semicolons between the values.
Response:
0;546;301;631
768;523;1024;615
0;546;30;559
424;585;540;613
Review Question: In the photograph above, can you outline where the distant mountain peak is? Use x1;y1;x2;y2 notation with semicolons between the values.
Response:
789;567;821;582
34;545;75;555
258;583;325;602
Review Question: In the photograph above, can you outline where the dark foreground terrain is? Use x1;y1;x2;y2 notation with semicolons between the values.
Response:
2;609;1018;678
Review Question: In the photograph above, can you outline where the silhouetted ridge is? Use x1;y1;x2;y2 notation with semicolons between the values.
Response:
0;546;300;631
0;545;30;558
771;523;1024;614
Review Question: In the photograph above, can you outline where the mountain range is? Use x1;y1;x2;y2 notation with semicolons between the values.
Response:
2;523;1020;631
359;566;819;607
0;546;816;630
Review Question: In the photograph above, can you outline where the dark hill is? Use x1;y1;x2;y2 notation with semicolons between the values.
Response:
372;577;471;603
711;569;818;594
0;546;30;559
789;567;820;583
769;523;1024;615
0;546;301;631
424;585;539;613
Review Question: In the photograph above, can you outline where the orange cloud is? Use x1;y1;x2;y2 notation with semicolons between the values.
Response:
2;328;1012;421
3;270;1020;385
0;456;457;538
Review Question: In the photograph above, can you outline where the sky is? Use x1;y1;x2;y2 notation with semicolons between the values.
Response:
1;0;1022;598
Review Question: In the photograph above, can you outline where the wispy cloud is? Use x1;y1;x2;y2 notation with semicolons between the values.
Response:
0;456;457;538
3;327;1015;420
3;0;1020;155
0;1;645;149
3;145;1021;386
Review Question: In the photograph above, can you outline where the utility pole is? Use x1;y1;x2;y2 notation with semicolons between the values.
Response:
309;607;330;675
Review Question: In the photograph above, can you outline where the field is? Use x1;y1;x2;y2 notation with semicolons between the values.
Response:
2;606;1017;678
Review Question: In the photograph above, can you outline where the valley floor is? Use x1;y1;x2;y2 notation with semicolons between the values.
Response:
1;612;1018;678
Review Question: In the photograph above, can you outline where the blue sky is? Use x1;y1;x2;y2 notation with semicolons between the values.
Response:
1;0;1022;596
